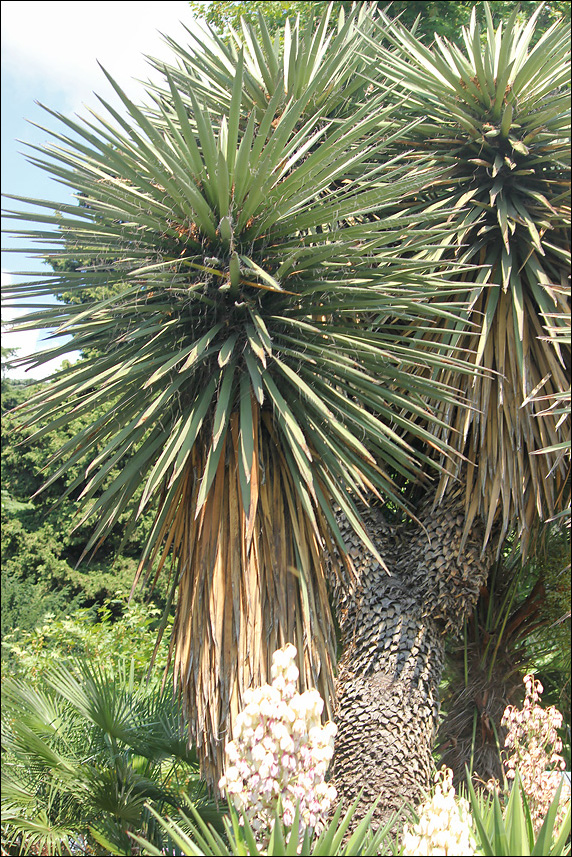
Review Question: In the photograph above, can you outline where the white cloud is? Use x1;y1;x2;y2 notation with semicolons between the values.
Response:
1;1;207;114
2;270;81;380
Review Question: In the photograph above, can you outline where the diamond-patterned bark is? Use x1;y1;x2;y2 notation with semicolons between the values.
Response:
330;496;495;826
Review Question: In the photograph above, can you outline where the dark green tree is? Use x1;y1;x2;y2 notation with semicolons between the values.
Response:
1;379;165;637
190;0;570;43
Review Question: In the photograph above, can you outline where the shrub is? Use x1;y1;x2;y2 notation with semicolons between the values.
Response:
1;597;169;685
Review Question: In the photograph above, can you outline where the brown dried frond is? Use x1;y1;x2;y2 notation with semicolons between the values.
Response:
189;222;201;243
414;287;571;560
137;400;343;787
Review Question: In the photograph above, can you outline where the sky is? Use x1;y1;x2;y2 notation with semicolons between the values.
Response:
1;0;208;378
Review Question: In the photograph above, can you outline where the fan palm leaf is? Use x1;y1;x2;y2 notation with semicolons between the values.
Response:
363;3;571;555
3;9;480;784
1;658;216;855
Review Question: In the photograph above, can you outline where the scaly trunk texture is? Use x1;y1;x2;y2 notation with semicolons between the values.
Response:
331;490;494;827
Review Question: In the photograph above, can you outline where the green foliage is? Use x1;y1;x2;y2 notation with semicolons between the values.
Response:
1;653;223;856
466;770;571;856
189;0;324;38
1;598;169;685
0;374;35;412
1;375;167;638
1;382;151;561
379;1;570;43
1;601;221;855
436;525;571;785
189;0;571;44
0;504;145;637
1;566;82;641
130;793;401;856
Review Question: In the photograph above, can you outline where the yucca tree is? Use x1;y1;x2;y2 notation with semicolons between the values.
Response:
2;4;476;791
147;2;378;122
368;3;571;552
328;3;570;825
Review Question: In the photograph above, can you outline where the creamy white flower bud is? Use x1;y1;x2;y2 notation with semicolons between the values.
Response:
219;644;337;851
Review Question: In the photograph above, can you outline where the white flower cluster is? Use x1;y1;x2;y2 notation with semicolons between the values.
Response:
502;674;569;834
402;767;476;856
219;644;337;848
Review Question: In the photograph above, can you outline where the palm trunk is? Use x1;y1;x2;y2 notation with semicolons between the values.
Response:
331;494;494;827
437;576;549;789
